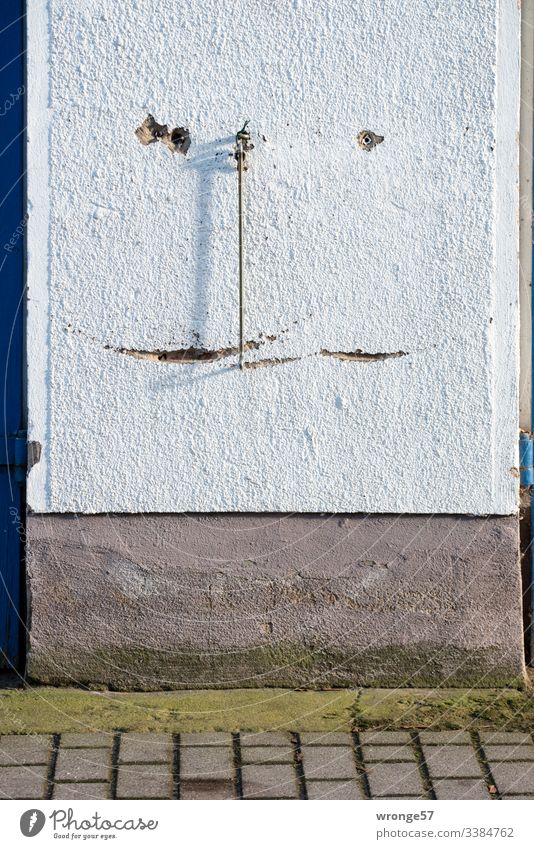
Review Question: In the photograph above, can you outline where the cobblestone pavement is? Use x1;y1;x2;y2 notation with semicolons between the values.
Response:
1;730;534;800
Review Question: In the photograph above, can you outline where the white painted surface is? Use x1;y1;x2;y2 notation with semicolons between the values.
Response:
519;0;534;431
27;0;520;514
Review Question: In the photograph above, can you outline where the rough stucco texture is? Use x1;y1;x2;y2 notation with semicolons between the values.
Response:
26;514;525;688
26;0;519;514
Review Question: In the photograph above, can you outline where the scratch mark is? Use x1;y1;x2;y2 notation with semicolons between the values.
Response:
320;349;408;362
106;341;260;363
66;325;410;368
243;356;300;370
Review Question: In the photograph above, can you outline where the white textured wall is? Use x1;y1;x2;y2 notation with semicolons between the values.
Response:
27;0;520;514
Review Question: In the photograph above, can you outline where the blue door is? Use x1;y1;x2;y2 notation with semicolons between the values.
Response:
0;2;25;669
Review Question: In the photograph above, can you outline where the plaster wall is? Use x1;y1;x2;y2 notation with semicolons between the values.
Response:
27;0;520;514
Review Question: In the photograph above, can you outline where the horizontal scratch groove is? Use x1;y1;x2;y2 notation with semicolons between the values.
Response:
320;349;408;362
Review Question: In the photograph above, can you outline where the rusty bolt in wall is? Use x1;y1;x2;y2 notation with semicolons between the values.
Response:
357;130;384;150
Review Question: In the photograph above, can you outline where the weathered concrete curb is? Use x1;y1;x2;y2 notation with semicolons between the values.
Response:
26;514;526;689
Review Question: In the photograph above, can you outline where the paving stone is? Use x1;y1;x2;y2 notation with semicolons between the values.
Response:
119;733;172;764
359;731;412;746
180;779;235;799
0;735;51;765
480;732;533;746
300;732;352;746
302;746;357;780
424;746;482;779
55;748;111;782
385;795;428;799
306;780;365;800
362;745;415;763
419;731;472;745
433;779;490;800
306;779;366;801
240;732;291;747
241;764;298;798
180;746;233;779
54;782;109;800
61;733;113;748
0;765;47;799
117;763;173;799
9;730;534;800
502;795;534;799
484;745;534;762
490;762;534;795
180;732;233;747
367;762;424;797
241;746;294;764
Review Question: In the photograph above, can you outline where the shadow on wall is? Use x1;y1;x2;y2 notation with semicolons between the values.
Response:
186;137;236;348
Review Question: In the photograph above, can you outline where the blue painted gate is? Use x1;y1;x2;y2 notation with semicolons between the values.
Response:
0;3;26;670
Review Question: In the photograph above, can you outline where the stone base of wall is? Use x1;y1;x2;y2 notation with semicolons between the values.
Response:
25;513;526;689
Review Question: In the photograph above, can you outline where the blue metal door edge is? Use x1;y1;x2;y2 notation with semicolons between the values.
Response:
0;435;27;469
0;2;26;670
519;432;534;662
519;432;534;486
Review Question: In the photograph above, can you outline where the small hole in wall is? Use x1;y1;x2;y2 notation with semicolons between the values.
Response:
357;130;384;150
135;114;191;155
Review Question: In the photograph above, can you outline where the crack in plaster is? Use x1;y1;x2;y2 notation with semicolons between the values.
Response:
243;356;301;369
114;347;409;367
66;325;409;368
320;349;408;362
111;342;259;363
